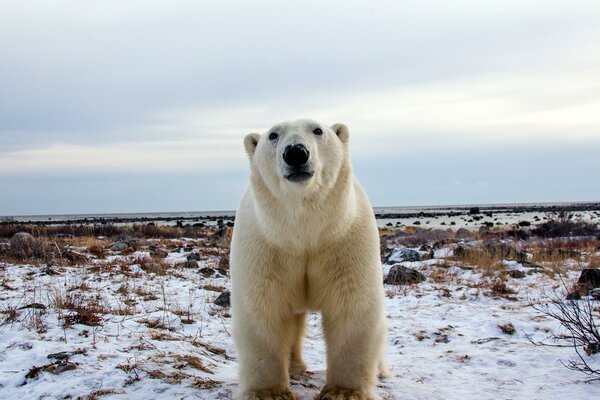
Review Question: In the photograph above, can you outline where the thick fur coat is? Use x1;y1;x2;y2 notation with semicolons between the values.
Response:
230;120;388;400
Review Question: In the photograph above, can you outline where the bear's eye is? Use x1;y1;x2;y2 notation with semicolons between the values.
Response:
313;128;323;136
268;132;278;141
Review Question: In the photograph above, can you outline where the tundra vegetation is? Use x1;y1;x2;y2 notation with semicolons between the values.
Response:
0;212;598;398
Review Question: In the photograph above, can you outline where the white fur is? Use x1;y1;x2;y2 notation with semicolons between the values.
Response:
231;120;388;400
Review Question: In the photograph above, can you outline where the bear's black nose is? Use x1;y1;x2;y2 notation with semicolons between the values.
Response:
283;144;310;167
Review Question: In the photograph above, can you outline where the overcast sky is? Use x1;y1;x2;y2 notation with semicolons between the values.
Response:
1;0;599;216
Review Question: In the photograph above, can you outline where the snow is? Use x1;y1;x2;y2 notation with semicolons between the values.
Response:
0;245;599;399
377;210;599;230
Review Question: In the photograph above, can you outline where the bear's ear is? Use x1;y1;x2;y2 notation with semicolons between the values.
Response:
244;133;260;157
331;123;349;144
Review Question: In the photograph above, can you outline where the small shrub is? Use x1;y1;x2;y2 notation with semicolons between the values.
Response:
529;286;600;381
533;212;599;238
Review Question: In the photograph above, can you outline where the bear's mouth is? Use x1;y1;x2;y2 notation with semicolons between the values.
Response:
284;170;314;183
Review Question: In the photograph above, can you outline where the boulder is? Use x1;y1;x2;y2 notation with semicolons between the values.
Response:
187;251;201;261
110;242;129;252
10;232;35;256
214;291;231;307
482;240;528;262
577;269;600;289
384;248;421;264
384;265;426;285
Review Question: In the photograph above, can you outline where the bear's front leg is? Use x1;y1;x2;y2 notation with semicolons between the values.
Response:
318;299;386;400
234;307;296;400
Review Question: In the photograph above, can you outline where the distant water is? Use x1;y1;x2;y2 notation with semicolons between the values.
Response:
3;201;598;223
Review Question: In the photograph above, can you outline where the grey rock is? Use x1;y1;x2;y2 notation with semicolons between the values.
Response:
385;248;421;264
508;270;526;279
187;251;201;261
10;232;35;256
199;267;215;277
455;228;474;240
110;242;129;252
589;288;600;300
384;265;426;285
577;268;600;288
214;291;231;307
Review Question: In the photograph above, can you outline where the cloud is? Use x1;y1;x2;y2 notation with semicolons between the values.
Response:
1;1;599;213
0;139;244;175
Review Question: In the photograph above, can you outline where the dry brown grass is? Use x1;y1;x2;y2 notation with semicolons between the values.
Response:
451;247;505;277
54;291;108;327
174;354;214;374
201;284;226;292
137;318;174;331
527;238;597;264
498;322;516;335
135;256;170;275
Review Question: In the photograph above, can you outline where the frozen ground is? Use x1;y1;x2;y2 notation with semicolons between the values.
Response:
376;209;600;230
0;241;599;399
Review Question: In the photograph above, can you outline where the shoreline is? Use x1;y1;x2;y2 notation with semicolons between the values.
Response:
2;202;599;227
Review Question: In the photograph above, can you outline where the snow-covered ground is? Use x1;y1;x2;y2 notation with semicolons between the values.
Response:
0;241;598;399
376;209;600;229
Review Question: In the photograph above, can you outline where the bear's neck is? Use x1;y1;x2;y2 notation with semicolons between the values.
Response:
250;163;357;250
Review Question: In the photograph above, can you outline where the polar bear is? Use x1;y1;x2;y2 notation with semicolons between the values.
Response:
230;120;388;400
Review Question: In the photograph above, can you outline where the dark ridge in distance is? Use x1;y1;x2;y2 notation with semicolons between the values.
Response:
2;202;599;226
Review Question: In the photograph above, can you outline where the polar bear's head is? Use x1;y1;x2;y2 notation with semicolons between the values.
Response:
243;119;350;196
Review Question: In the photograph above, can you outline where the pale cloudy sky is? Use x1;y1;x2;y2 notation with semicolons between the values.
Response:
1;0;599;215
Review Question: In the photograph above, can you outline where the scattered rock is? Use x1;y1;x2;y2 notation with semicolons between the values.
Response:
508;270;526;279
385;248;421;263
110;242;129;252
151;246;169;258
384;265;426;285
53;233;73;239
179;260;199;269
469;207;480;215
577;269;600;289
482;240;528;262
588;288;600;300
42;263;60;276
187;252;201;261
199;267;215;277
214;291;231;307
10;232;35;256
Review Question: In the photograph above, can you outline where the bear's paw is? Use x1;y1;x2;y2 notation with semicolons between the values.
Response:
246;388;296;400
317;386;376;400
